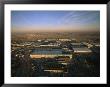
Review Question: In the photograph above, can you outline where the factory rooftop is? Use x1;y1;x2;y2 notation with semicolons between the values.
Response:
31;49;63;55
73;47;92;53
30;48;72;59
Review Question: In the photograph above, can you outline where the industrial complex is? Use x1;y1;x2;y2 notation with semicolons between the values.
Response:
11;38;100;77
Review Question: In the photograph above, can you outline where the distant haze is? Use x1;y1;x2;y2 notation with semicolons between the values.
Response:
11;11;100;33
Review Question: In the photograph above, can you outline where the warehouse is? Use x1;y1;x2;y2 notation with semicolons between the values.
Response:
30;48;72;59
73;47;92;53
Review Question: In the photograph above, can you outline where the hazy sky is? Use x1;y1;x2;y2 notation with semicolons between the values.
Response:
11;11;100;32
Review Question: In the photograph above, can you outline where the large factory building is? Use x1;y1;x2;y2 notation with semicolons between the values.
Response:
30;48;72;59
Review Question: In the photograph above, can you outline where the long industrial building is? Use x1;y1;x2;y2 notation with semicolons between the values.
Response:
71;43;92;53
30;49;72;59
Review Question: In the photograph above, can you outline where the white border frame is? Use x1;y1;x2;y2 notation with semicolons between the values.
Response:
4;4;107;84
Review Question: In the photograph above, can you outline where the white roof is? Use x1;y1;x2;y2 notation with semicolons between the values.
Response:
73;47;92;53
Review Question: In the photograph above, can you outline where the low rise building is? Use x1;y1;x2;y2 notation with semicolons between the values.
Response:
73;47;92;53
30;49;72;59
